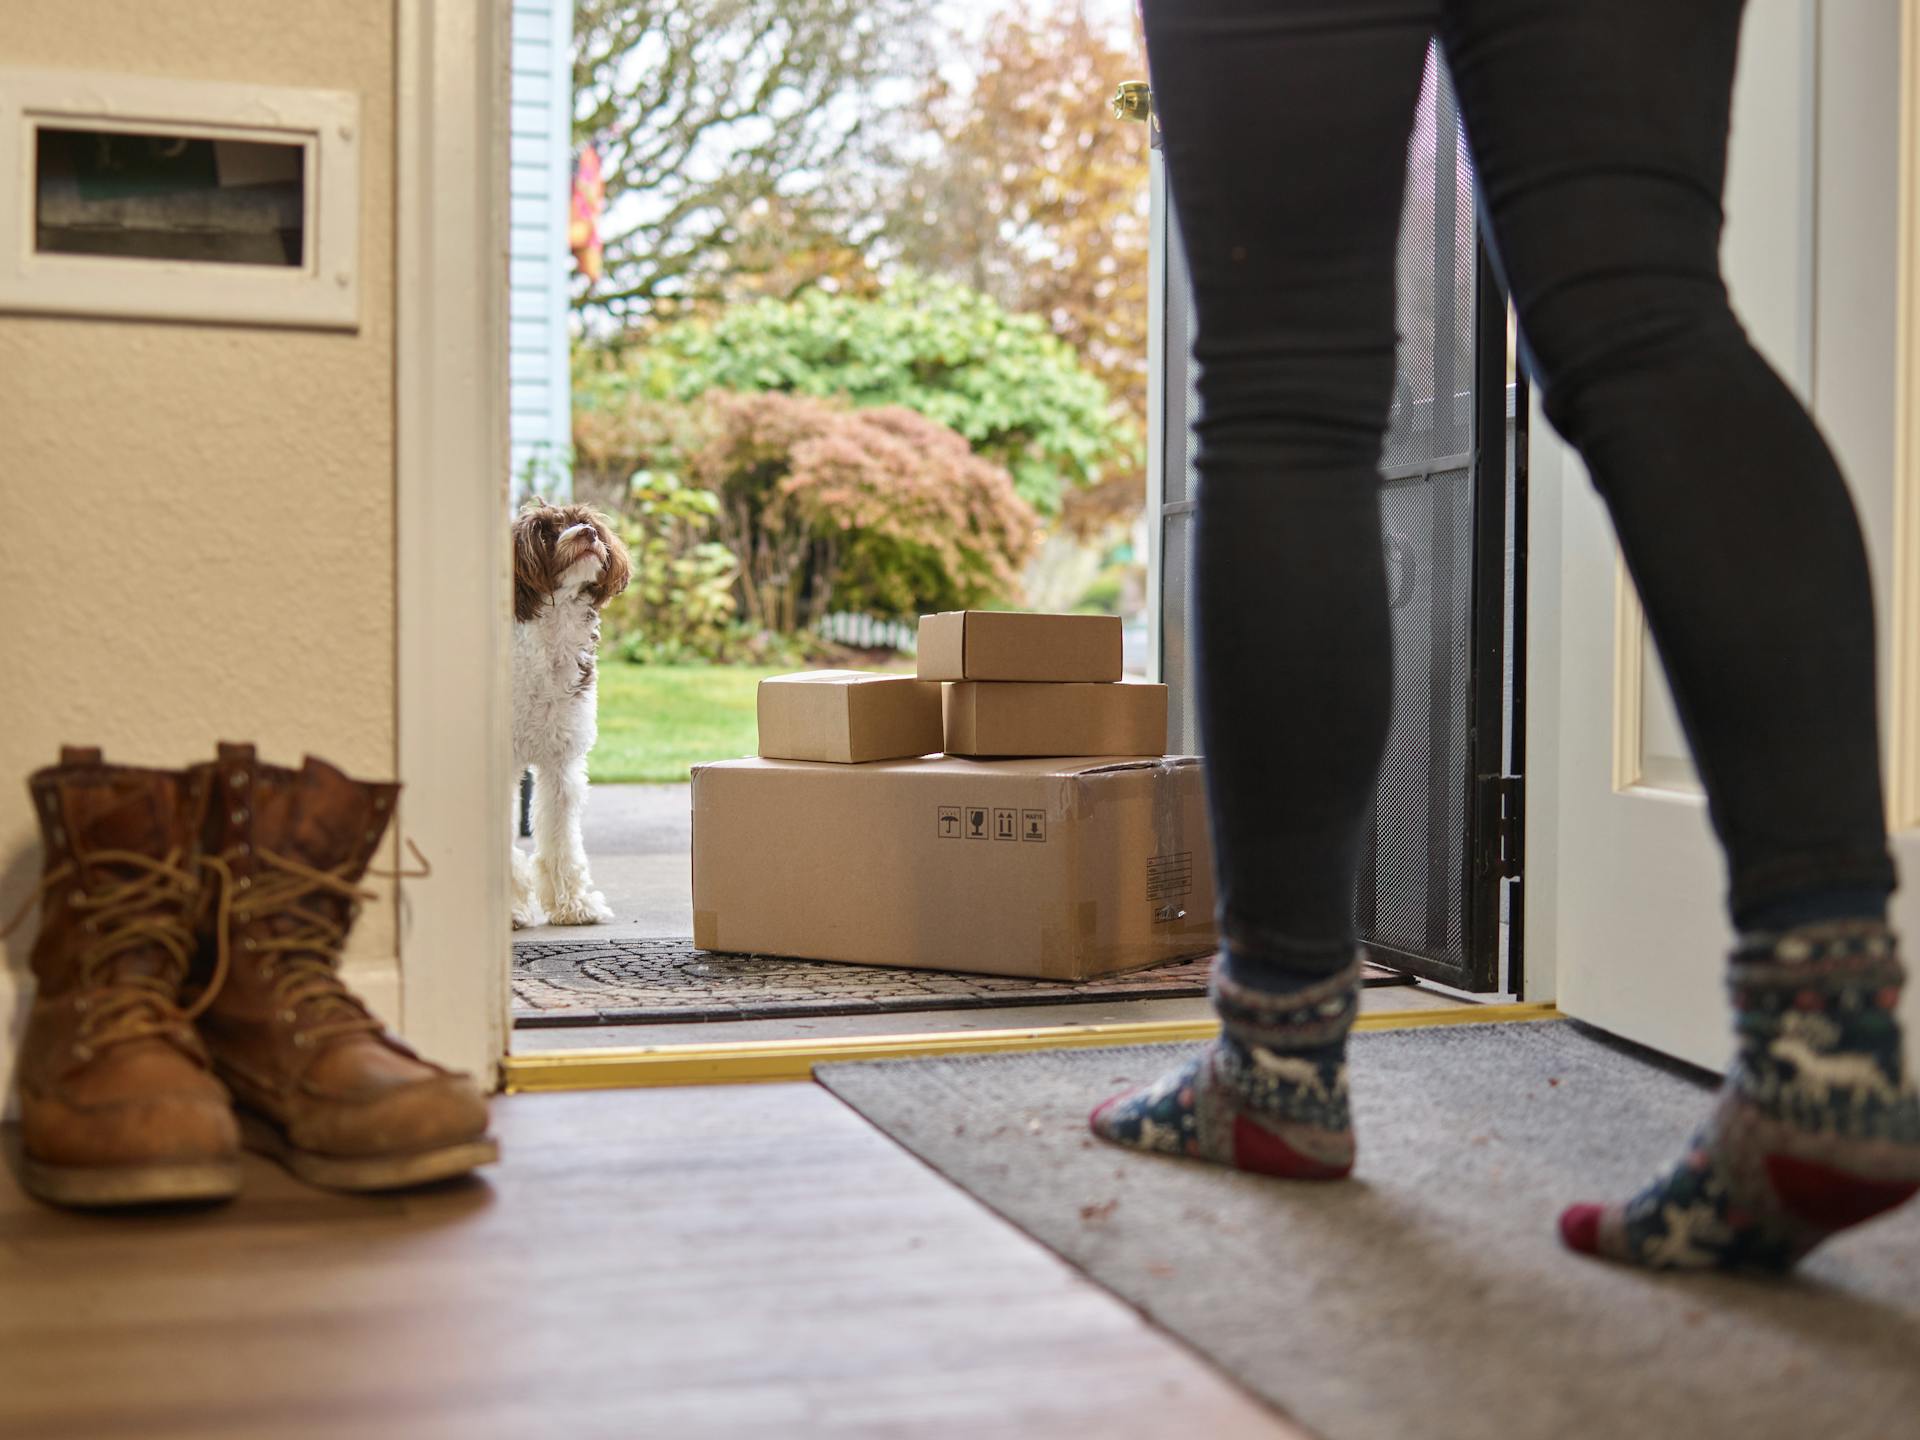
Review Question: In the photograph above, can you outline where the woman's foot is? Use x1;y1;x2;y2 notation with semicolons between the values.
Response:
1091;958;1357;1179
1561;921;1920;1271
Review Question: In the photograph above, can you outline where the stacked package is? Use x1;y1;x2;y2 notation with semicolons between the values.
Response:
691;612;1215;980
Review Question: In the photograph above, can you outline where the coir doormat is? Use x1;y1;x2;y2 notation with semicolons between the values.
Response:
511;938;1412;1028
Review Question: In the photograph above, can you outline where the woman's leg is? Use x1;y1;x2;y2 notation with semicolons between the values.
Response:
1440;0;1917;1268
1091;0;1438;1177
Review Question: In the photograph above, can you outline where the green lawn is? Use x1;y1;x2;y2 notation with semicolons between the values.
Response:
589;663;782;783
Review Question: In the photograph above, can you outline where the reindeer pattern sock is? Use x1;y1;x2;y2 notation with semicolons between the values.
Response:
1561;921;1920;1271
1090;955;1359;1179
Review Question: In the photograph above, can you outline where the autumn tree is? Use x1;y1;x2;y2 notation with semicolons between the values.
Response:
886;3;1151;527
571;0;934;324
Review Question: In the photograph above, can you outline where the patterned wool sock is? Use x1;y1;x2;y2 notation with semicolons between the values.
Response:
1089;955;1359;1179
1561;920;1920;1271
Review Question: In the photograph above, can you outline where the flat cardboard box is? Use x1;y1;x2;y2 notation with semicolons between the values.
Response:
943;680;1168;758
917;610;1123;682
692;755;1215;980
757;670;941;764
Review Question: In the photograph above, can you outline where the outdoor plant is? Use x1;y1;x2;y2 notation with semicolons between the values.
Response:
690;390;1038;631
601;468;741;665
611;273;1130;516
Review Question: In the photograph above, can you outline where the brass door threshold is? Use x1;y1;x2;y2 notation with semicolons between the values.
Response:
502;1002;1560;1093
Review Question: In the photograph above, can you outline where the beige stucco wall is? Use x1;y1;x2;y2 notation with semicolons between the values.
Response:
0;1;400;999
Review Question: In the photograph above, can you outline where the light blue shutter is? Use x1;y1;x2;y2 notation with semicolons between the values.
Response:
508;0;574;503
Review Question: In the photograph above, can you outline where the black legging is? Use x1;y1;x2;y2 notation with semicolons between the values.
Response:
1144;0;1895;973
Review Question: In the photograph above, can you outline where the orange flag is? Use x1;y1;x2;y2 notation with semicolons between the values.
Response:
570;145;605;283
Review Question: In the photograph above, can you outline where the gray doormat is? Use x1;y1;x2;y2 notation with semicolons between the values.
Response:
816;1021;1920;1440
511;937;1415;1028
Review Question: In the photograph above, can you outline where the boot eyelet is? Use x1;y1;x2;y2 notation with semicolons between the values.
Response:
364;829;377;842
231;808;248;825
234;843;252;858
280;1009;298;1025
67;891;83;908
231;771;249;787
71;1044;92;1062
73;997;89;1013
236;876;252;891
292;1032;312;1049
83;919;100;935
234;910;251;924
242;938;258;952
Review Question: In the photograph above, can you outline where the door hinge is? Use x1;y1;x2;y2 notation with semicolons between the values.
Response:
1475;774;1524;882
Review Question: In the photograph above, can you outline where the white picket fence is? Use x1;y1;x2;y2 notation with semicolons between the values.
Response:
815;611;918;654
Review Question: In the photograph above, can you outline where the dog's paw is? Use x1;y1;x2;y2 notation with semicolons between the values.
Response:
511;852;546;928
544;887;615;926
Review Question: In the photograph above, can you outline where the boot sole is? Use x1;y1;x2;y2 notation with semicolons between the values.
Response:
239;1112;499;1192
19;1156;242;1208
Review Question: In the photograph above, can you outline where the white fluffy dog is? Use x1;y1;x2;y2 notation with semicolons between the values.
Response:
510;498;632;928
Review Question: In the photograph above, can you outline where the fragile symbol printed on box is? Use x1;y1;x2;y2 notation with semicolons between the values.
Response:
966;806;990;839
937;805;963;839
993;807;1018;841
1022;810;1047;843
1147;851;1194;901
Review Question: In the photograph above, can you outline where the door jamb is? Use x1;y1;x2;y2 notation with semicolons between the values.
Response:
394;0;513;1083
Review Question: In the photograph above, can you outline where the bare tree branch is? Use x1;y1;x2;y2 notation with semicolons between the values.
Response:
571;0;933;322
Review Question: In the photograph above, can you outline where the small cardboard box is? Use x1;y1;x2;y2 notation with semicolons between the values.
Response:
917;610;1123;682
692;755;1215;979
943;680;1169;758
757;670;942;764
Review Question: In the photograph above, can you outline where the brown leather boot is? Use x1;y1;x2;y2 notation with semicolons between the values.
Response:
9;748;242;1207
187;743;497;1191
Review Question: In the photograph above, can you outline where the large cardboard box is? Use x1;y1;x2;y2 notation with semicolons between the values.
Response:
917;610;1123;682
692;755;1215;979
757;670;942;763
943;680;1168;758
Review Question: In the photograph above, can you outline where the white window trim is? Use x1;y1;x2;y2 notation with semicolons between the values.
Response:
0;66;360;330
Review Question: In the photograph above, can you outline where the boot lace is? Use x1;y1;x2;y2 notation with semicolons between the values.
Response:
1;848;235;1057
233;843;430;1050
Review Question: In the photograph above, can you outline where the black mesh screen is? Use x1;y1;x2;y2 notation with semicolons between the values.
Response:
1156;42;1501;988
1355;47;1480;978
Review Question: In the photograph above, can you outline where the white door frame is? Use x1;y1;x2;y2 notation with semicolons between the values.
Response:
1893;0;1920;839
393;0;513;1083
389;0;1920;1084
1525;0;1920;1063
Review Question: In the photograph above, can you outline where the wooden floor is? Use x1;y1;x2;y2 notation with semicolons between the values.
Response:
0;1085;1299;1439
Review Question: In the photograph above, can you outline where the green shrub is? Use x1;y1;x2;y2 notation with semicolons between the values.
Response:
601;470;740;664
688;390;1037;629
598;273;1131;515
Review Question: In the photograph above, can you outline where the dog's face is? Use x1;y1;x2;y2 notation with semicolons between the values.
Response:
511;499;632;624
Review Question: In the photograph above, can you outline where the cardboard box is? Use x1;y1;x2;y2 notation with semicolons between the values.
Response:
917;610;1123;682
757;670;942;764
692;755;1216;980
943;680;1168;758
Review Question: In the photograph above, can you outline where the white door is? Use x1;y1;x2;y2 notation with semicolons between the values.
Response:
1534;0;1920;1068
